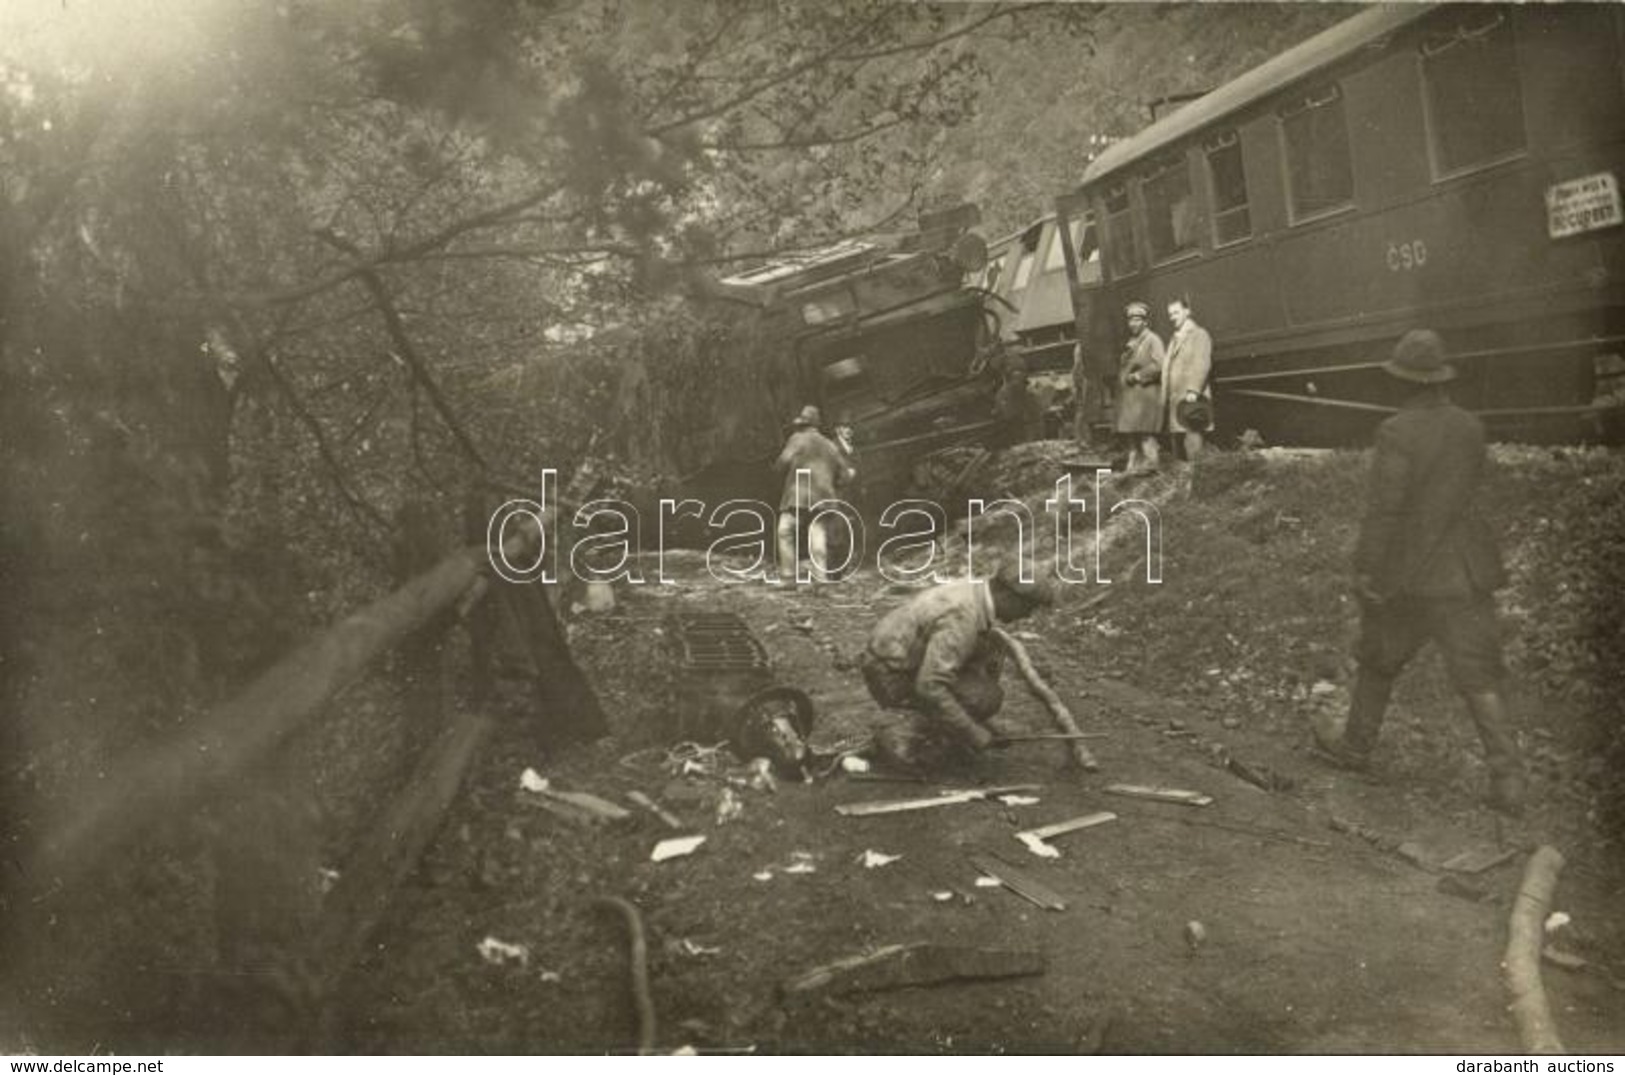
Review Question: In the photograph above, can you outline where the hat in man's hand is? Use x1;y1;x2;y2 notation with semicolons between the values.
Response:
1383;329;1457;384
790;404;823;428
1176;395;1214;432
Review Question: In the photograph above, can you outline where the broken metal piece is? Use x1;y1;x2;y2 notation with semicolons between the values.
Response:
1104;784;1213;807
834;784;1042;817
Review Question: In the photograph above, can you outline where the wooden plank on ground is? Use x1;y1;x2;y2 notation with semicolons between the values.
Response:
967;852;1068;911
782;943;1046;997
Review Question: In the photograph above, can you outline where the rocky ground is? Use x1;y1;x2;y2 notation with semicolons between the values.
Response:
321;444;1625;1054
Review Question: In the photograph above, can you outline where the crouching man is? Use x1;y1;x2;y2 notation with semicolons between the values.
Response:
859;566;1051;771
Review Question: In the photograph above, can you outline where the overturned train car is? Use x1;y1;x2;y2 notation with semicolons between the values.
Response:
695;209;1005;518
1037;3;1625;446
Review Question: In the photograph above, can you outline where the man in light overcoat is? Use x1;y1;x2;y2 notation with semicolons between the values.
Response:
1164;296;1213;462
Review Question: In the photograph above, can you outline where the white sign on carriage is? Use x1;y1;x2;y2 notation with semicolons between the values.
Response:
1546;172;1623;239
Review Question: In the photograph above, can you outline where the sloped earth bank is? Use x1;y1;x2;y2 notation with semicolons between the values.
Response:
331;448;1625;1054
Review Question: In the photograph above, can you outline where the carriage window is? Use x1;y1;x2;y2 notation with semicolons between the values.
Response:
1009;250;1036;293
1073;215;1102;286
1421;14;1526;177
1043;217;1100;278
1043;222;1067;272
1143;154;1198;263
1280;84;1353;221
1205;131;1251;246
1104;185;1140;278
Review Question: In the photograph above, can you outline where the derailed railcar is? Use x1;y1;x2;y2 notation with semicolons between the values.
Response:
1053;3;1625;445
699;208;1001;518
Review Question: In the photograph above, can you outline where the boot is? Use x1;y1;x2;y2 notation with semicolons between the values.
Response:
1465;690;1526;816
1314;673;1391;770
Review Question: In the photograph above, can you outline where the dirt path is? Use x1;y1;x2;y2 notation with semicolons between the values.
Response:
330;555;1625;1054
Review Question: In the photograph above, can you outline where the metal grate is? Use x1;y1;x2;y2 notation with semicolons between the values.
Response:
668;612;771;671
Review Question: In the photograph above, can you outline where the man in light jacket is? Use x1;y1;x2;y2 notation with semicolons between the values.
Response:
1164;296;1213;462
776;404;855;583
860;565;1051;770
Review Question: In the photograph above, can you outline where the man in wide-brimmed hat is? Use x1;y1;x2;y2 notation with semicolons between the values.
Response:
776;404;854;583
1314;329;1526;815
860;564;1054;771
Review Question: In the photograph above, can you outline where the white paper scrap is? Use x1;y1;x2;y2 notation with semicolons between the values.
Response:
477;936;531;967
519;768;549;793
973;875;1002;888
752;870;774;882
1018;832;1062;859
998;794;1041;806
651;835;706;863
861;850;902;869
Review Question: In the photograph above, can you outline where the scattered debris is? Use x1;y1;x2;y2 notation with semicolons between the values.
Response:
740;758;778;794
835;784;1042;817
1104;784;1213;807
861;850;902;869
524;786;635;826
1543;911;1571;934
1014;811;1118;859
626;790;683;831
782;857;818;875
967;852;1068;911
973;876;1002;889
997;794;1041;806
1220;753;1297;793
1442;846;1519;874
650;835;706;863
1183;920;1208;952
714;787;744;825
477;936;531;968
674;939;723;959
732;686;817;777
931;891;955;903
752;871;774;883
781;943;1047;997
840;755;872;775
519;768;549;793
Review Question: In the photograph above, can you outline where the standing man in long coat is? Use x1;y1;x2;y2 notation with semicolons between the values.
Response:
1313;330;1526;816
1164;296;1213;463
1115;301;1165;473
